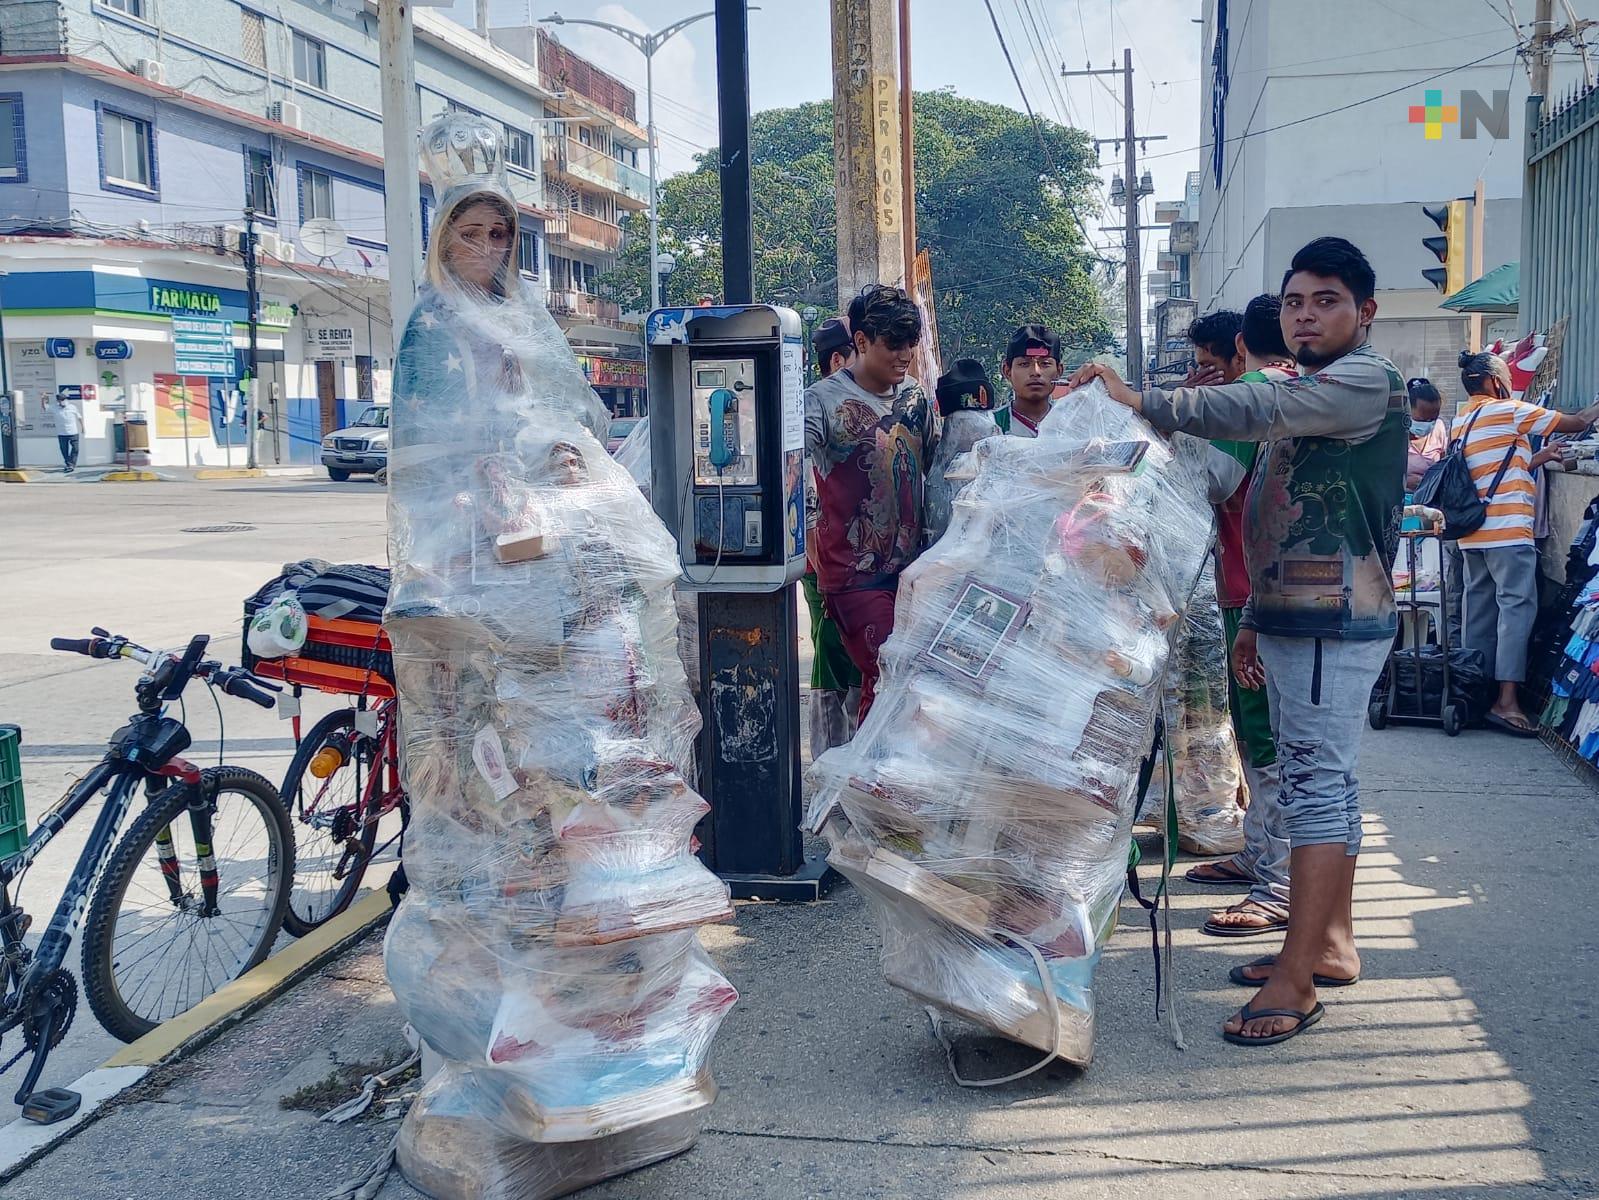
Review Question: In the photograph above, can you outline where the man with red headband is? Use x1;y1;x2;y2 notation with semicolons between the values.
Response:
999;324;1064;437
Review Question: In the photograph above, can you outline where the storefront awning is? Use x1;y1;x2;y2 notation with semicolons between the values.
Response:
1442;261;1519;314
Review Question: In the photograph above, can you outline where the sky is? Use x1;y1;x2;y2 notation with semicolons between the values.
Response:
444;0;1203;294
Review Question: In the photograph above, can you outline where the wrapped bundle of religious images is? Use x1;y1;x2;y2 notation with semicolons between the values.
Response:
1144;559;1247;855
806;381;1214;1067
383;115;734;1200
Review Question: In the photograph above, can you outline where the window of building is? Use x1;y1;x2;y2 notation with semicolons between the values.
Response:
302;167;334;221
577;125;593;147
101;107;155;192
505;125;533;171
245;148;276;218
293;32;327;91
517;229;538;276
240;9;267;69
101;0;146;17
0;95;24;182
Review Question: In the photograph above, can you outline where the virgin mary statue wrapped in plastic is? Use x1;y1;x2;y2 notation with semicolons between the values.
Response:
383;113;737;1200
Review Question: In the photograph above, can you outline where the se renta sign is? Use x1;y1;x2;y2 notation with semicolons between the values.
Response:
307;326;355;360
94;340;133;361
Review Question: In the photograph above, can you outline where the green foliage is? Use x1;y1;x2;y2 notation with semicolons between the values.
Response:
603;90;1112;368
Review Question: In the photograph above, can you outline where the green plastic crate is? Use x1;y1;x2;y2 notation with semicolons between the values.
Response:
0;725;23;860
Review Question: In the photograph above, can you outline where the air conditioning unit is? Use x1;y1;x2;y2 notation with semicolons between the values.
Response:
136;58;166;84
257;231;293;262
222;223;245;252
268;100;303;129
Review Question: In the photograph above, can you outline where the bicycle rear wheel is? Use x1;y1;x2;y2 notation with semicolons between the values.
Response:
82;766;293;1043
280;708;380;937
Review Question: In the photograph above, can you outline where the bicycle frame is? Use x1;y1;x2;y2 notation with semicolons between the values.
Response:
0;747;210;1102
299;704;403;836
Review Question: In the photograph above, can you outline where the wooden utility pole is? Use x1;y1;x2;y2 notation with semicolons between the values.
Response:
831;0;906;307
378;0;422;346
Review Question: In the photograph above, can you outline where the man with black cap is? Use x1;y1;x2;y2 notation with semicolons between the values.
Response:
925;358;1002;544
1000;324;1065;437
811;317;854;382
803;315;863;756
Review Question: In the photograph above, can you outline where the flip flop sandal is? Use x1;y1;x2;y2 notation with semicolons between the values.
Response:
1222;1001;1326;1047
1228;955;1360;988
1202;903;1289;938
1185;861;1254;887
1484;712;1540;738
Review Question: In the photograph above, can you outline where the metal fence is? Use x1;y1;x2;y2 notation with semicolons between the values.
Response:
1522;83;1599;410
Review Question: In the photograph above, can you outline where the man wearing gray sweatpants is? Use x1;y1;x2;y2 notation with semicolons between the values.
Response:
1070;237;1407;1047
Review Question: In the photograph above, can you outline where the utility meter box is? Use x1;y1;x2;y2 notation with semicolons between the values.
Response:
646;305;807;592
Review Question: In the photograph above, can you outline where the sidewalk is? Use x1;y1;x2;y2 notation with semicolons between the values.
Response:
6;723;1595;1200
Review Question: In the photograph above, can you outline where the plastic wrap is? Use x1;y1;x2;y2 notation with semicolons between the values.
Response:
384;115;734;1200
805;382;1214;1067
1145;560;1246;855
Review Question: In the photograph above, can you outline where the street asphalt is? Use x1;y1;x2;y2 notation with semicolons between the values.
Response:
0;475;395;1090
4;478;1597;1198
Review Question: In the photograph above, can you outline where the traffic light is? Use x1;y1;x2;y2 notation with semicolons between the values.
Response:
1421;200;1467;295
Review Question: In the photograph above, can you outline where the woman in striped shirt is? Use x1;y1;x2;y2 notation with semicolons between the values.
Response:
1451;351;1599;735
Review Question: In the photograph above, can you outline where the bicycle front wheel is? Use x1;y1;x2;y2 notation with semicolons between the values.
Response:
82;766;294;1042
280;708;380;937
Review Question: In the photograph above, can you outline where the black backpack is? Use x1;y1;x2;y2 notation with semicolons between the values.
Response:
1412;406;1518;540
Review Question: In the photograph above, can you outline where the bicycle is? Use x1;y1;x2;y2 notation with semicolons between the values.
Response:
0;629;295;1120
279;695;407;935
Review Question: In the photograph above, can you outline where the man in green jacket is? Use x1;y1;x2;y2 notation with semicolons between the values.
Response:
1068;237;1407;1048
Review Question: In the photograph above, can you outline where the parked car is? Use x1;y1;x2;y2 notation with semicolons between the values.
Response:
606;416;642;456
320;404;389;481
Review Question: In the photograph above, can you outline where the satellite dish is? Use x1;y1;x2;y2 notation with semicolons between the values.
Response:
298;218;349;261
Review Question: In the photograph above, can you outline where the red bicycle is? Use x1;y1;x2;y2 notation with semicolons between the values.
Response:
242;610;407;937
278;696;405;935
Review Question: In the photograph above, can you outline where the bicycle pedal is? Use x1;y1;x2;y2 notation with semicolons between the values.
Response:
21;1087;81;1125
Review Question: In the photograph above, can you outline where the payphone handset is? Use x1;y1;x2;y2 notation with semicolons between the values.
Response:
693;358;758;486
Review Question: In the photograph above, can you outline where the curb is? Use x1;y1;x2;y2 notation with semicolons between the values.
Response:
0;886;394;1181
194;467;266;480
0;469;38;483
100;470;163;483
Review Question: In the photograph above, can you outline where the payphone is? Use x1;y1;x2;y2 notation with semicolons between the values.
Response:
647;305;807;591
646;304;826;899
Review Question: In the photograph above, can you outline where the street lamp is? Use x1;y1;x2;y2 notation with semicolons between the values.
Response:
542;9;757;311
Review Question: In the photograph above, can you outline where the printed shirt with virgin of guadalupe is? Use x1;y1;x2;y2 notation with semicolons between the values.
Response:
804;369;936;593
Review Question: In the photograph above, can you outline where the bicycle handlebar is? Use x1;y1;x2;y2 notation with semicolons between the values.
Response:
50;632;279;709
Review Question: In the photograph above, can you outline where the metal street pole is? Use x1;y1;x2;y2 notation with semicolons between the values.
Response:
379;0;422;345
0;269;15;472
716;0;753;304
647;48;660;310
244;206;260;468
541;10;746;310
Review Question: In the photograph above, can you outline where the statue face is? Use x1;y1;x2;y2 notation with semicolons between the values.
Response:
444;201;513;292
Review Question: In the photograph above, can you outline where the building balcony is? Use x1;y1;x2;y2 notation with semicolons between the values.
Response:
556;211;623;253
548;290;621;323
613;161;651;208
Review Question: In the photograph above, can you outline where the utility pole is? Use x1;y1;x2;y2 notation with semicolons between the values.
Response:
243;207;260;468
716;0;754;303
1530;0;1556;98
378;0;422;345
1121;48;1141;387
1065;54;1164;387
831;0;906;306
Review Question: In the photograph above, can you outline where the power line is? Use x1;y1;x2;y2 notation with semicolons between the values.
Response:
980;0;1110;266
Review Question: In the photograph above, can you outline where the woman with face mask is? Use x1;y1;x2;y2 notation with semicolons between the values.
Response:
1404;377;1445;490
383;115;736;1198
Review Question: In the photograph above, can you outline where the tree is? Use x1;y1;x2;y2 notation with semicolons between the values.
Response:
604;90;1113;369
